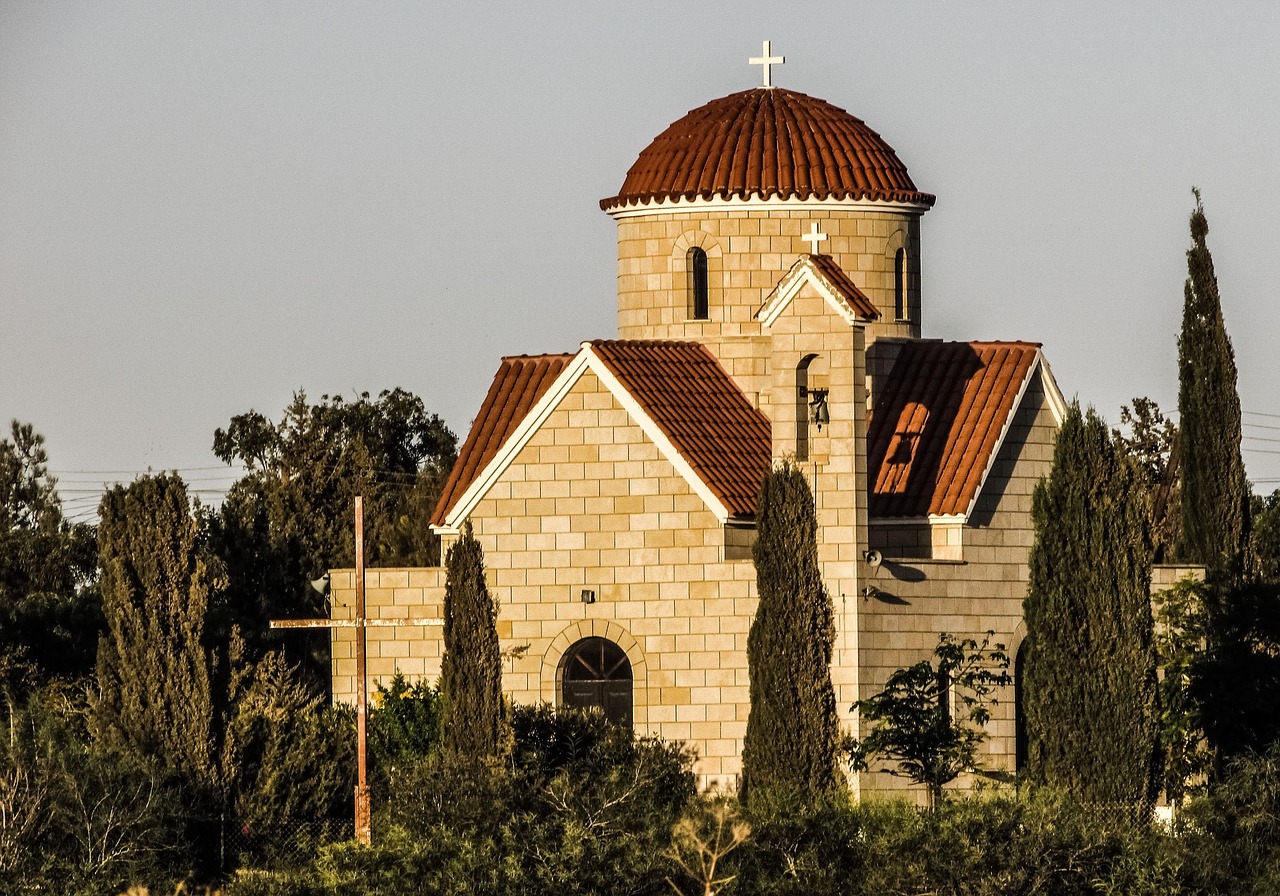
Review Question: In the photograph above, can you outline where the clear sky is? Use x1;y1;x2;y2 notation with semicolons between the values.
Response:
3;1;1278;523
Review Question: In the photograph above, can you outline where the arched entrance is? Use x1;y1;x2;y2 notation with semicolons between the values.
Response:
561;637;633;728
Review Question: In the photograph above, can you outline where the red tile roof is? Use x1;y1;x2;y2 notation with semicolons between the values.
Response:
602;88;935;211
589;340;772;517
430;353;573;527
868;341;1042;518
808;254;879;320
432;341;773;526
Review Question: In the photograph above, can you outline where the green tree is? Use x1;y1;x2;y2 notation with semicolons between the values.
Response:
1116;397;1182;563
0;421;100;691
1024;404;1161;808
848;633;1011;809
90;473;244;869
1152;577;1212;806
440;523;504;762
1178;189;1249;572
1250;489;1280;580
210;389;456;678
742;461;840;807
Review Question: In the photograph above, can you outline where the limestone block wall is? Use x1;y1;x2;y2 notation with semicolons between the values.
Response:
613;206;923;374
334;368;771;788
858;373;1058;802
330;567;447;705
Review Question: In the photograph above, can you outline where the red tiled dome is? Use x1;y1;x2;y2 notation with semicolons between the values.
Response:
602;87;935;211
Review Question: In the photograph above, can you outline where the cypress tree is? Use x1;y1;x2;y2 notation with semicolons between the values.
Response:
92;474;223;788
1024;404;1160;808
1178;189;1249;572
741;462;839;806
90;474;243;871
440;522;504;761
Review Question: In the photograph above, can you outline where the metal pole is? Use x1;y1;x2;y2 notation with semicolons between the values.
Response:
354;495;371;845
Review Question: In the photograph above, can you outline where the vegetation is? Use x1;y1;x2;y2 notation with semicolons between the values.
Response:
1178;190;1249;573
440;522;505;763
1153;576;1213;806
742;461;840;808
0;421;100;691
848;632;1011;808
1024;403;1161;809
1116;396;1182;562
210;390;456;681
90;473;236;869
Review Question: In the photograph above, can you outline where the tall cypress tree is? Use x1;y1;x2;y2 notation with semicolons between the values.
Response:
440;522;504;761
742;462;839;806
92;474;223;790
1024;404;1160;808
1178;189;1249;572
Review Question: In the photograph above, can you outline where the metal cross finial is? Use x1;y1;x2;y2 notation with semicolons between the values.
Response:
749;40;784;88
801;222;828;255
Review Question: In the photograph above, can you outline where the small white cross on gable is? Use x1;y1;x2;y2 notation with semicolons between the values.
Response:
749;40;784;88
801;222;828;255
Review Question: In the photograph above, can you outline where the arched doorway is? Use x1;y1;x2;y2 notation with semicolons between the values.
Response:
561;637;633;728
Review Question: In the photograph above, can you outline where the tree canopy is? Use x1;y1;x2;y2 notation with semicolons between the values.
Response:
210;389;456;675
0;421;100;691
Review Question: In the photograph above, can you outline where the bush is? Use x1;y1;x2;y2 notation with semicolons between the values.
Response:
1181;745;1280;895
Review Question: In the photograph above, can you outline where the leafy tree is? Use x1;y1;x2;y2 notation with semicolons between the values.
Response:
1023;403;1161;808
1152;577;1213;806
742;461;840;807
1193;577;1280;761
848;633;1011;809
440;522;504;762
1250;489;1280;580
0;421;100;690
1116;397;1182;563
210;390;456;679
1178;189;1249;572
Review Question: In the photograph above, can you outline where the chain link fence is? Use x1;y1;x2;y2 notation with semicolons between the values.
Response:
223;818;354;873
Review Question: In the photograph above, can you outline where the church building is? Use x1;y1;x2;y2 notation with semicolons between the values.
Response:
330;44;1069;798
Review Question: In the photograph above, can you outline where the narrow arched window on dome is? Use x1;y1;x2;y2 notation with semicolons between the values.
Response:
688;247;709;320
894;248;908;321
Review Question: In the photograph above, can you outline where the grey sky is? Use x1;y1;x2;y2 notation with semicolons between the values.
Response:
3;2;1278;523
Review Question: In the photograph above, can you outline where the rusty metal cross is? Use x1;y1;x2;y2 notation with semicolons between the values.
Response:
270;495;441;845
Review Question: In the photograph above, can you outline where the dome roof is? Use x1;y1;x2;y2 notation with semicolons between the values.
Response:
602;87;935;212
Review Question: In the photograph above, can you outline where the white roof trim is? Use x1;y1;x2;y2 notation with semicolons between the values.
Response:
757;257;868;328
436;343;733;531
962;350;1064;520
605;194;932;219
436;350;593;532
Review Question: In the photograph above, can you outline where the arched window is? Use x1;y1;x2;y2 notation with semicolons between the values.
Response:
894;247;908;321
795;355;815;461
561;637;633;728
688;246;709;320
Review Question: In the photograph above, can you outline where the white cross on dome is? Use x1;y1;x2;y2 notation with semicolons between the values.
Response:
749;40;784;88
